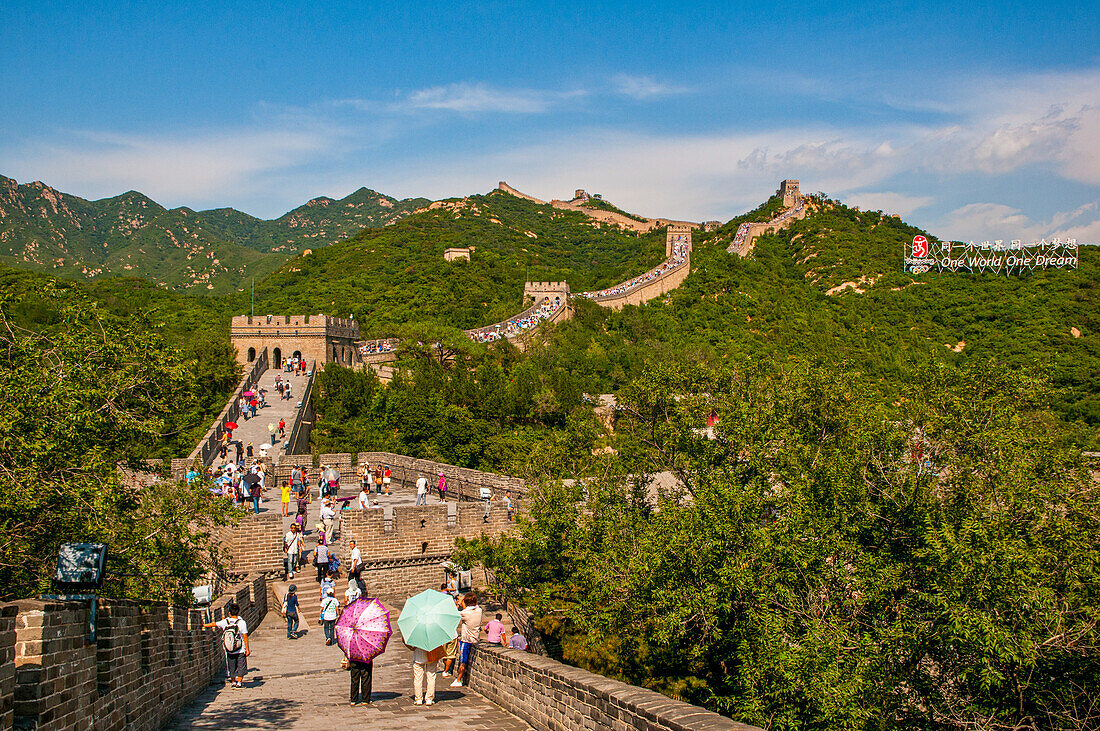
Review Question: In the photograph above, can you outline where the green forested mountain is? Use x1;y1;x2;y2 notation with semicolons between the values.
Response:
255;189;669;334
0;174;428;293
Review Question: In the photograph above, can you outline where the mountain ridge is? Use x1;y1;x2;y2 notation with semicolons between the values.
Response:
0;174;430;292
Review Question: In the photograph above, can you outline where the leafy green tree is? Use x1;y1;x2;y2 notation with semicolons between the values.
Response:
0;290;240;602
461;360;1100;730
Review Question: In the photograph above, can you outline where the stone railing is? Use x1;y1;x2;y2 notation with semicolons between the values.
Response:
188;350;268;467
465;296;568;345
355;451;527;501
1;574;267;731
467;643;763;731
283;361;317;456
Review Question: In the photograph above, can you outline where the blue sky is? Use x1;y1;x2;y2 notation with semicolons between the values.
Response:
2;1;1099;242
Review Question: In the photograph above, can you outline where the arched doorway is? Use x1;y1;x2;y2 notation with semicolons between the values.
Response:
247;347;256;362
273;347;282;367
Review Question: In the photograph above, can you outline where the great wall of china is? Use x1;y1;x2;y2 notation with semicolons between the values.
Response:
0;183;810;730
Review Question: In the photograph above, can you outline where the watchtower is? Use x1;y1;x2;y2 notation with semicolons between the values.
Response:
229;314;361;369
523;281;571;306
666;224;693;257
779;179;801;207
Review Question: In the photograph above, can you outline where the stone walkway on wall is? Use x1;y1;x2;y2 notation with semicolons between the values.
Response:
166;601;532;730
221;366;310;466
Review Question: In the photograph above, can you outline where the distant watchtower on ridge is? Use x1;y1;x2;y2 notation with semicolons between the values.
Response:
779;179;800;207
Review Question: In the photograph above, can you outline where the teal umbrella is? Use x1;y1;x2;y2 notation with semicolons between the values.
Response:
398;589;461;651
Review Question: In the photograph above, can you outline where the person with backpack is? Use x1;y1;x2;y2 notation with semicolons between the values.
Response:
321;587;341;646
203;602;250;688
314;542;331;583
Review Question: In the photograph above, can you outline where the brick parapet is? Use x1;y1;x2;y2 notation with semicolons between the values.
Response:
467;644;762;731
339;501;514;565
218;513;284;576
356;452;526;501
1;574;267;731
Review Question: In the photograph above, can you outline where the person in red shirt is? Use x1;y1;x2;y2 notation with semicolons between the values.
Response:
278;418;286;438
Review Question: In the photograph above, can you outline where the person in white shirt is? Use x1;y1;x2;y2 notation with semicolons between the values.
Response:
357;485;371;509
320;500;336;540
348;539;366;594
408;643;438;705
415;475;428;506
284;524;302;578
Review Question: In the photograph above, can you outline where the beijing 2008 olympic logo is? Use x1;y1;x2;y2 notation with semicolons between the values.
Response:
912;235;928;258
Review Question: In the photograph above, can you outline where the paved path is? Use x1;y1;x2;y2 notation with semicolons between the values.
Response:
222;366;309;466
166;602;531;730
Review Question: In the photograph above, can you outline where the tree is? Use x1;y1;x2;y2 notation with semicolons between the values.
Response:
460;360;1100;730
0;289;239;602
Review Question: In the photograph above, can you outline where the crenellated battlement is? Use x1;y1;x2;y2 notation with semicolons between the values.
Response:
229;314;361;368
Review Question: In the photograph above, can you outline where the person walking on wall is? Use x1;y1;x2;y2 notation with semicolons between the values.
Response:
282;584;300;639
284;523;302;579
314;541;331;583
437;472;447;502
281;478;291;517
320;498;336;538
451;592;483;687
415;474;428;506
204;601;250;688
348;539;363;591
321;587;340;646
486;613;506;647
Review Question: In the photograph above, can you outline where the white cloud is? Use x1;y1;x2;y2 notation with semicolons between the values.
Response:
2;126;334;206
402;83;559;114
612;74;685;100
941;201;1100;243
841;192;934;216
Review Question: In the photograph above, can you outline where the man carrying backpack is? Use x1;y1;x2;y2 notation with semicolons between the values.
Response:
203;601;251;688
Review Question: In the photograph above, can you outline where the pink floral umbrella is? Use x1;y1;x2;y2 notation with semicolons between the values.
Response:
335;598;392;663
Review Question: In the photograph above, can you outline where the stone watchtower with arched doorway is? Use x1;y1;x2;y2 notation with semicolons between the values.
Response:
229;314;361;369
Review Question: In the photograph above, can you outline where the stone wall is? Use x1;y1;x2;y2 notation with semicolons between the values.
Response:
356;451;527;500
339;502;514;564
0;604;14;731
548;199;659;233
497;182;547;205
467;644;762;731
1;574;267;731
585;259;690;310
219;513;285;577
186;350;267;467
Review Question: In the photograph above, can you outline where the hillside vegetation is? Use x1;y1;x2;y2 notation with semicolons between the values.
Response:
256;189;668;335
0;175;427;293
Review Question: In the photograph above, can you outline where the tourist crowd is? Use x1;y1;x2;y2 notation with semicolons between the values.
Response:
581;239;689;300
730;200;806;253
467;296;563;344
358;339;396;356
